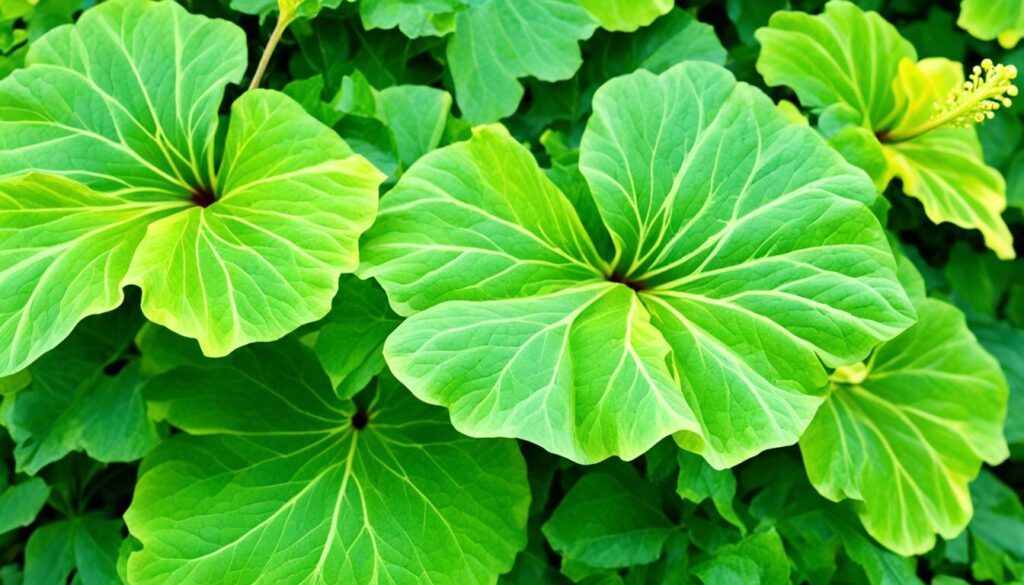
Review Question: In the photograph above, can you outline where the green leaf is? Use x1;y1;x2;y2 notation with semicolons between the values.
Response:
24;516;122;585
358;0;467;37
801;298;1009;555
756;3;1017;260
967;471;1024;582
883;129;1015;261
0;476;48;536
125;342;529;584
746;453;922;585
313;276;401;398
676;451;744;533
446;0;597;123
0;174;178;377
577;0;672;33
582;8;727;85
0;0;384;369
958;0;1024;49
692;529;791;585
362;63;914;467
542;465;673;569
755;0;915;130
0;304;158;475
374;84;452;170
971;318;1024;449
122;89;383;357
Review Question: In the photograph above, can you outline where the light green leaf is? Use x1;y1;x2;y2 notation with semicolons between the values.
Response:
0;0;384;369
125;342;529;585
360;124;607;314
375;85;452;170
359;0;467;37
0;174;180;377
583;63;913;468
363;63;913;467
577;0;672;33
958;0;1024;48
883;129;1015;260
755;0;915;130
676;451;744;533
0;302;157;475
0;0;246;195
542;465;673;569
123;90;383;357
313;276;401;398
24;516;122;585
756;2;1016;260
801;298;1009;555
383;283;697;464
446;0;597;123
0;476;48;536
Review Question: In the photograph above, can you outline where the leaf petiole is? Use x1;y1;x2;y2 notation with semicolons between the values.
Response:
248;0;301;91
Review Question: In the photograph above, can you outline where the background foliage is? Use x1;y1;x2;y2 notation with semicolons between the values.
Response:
1;0;1023;584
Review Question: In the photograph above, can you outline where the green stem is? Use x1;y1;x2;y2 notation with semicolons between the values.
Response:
248;8;296;91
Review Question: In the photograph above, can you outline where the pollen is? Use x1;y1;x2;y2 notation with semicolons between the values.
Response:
939;59;1018;130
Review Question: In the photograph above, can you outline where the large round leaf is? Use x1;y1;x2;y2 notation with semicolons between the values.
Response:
801;298;1009;555
0;0;384;375
125;341;529;585
361;61;914;467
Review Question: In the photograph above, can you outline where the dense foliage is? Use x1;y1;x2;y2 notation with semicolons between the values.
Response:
1;0;1023;583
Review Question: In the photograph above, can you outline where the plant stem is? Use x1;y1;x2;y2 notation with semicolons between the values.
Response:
248;7;296;91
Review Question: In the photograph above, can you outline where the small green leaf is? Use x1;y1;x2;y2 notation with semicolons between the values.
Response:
692;529;790;585
676;451;744;533
446;0;597;123
359;0;467;37
24;516;122;585
0;305;158;475
577;0;672;33
967;471;1024;582
0;477;48;536
542;465;673;569
313;276;401;398
884;129;1015;260
125;342;529;584
801;298;1009;555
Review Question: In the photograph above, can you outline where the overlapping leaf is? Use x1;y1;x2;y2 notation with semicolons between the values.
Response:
446;0;597;123
0;304;158;475
801;297;1009;555
958;0;1024;49
0;0;384;375
361;62;914;467
125;341;530;584
757;0;1016;259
